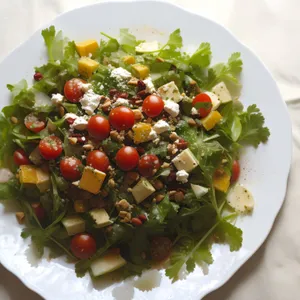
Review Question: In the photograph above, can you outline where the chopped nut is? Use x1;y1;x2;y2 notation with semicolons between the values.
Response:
68;137;77;145
167;143;178;155
101;99;112;112
110;130;125;142
10;116;18;124
128;78;139;86
154;194;165;203
174;139;188;150
153;179;164;190
135;100;143;105
119;211;131;223
174;191;185;202
161;162;170;168
124;171;140;185
116;199;131;211
188;118;197;126
58;105;65;117
126;130;134;140
169;190;177;196
108;178;116;188
16;212;25;224
133;109;143;121
145;117;152;124
169;132;179;141
82;144;94;151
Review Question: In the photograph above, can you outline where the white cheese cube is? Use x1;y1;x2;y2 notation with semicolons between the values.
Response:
131;178;155;204
136;41;160;53
158;81;182;103
227;184;254;213
212;82;232;103
191;184;209;198
204;91;221;110
153;120;170;134
176;170;189;183
172;148;199;172
62;215;85;236
164;100;180;117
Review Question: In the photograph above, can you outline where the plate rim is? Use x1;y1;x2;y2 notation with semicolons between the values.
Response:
0;0;292;299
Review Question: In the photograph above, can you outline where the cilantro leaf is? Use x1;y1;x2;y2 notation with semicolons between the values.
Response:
238;104;270;147
165;29;183;49
189;42;212;68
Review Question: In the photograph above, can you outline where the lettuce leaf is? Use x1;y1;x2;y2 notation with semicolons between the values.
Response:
119;28;137;54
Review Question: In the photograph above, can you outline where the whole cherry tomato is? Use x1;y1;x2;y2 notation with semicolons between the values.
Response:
142;95;164;117
109;106;135;131
86;150;110;172
116;146;139;171
87;115;110;140
71;233;97;260
138;154;160;177
60;157;82;181
231;160;240;182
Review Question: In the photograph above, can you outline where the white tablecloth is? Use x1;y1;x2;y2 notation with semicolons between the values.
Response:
1;1;299;299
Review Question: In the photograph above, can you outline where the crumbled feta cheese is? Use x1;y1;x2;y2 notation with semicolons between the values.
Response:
71;116;89;131
110;67;132;81
80;90;102;115
143;77;155;93
153;120;170;134
147;129;158;140
80;82;93;92
64;113;78;120
51;93;64;105
112;98;130;107
164;100;180;117
191;107;199;115
176;170;189;183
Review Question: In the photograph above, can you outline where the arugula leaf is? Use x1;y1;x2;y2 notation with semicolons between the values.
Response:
189;42;212;68
238;104;270;147
119;29;137;54
41;26;64;61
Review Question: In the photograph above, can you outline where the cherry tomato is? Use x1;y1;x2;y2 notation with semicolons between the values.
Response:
231;160;240;182
31;203;46;221
86;150;110;172
138;154;160;177
87;115;110;140
142;95;164;117
192;93;212;118
64;78;85;103
24;113;46;133
71;233;97;260
116;146;139;171
39;136;63;160
60;157;82;181
13;149;30;166
109;106;135;131
150;236;172;261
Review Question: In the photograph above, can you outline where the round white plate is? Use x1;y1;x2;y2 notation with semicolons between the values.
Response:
0;1;292;299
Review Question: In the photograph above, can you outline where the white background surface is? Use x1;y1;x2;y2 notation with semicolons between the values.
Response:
0;1;299;299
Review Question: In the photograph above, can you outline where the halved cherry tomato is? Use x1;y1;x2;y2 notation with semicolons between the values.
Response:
116;146;139;171
109;106;135;131
13;149;30;166
39;136;63;160
231;160;240;182
87;115;110;140
60;157;82;181
138;154;160;177
192;93;212;118
150;236;172;261
142;95;164;117
24;113;46;133
31;203;46;222
71;233;97;260
86;150;110;172
64;78;85;103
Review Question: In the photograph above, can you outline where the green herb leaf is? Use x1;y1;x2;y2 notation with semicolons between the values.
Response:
189;42;212;68
119;29;137;54
41;26;64;61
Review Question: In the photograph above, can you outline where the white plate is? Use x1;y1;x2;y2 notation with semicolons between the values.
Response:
0;1;292;299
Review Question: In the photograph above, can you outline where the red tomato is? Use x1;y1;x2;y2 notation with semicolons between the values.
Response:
87;115;110;140
109;106;135;131
24;113;46;133
13;149;31;166
231;160;240;182
39;136;63;160
64;78;85;103
150;236;172;261
60;157;82;181
138;154;160;177
192;93;212;118
31;203;46;221
86;150;110;172
71;233;97;260
142;95;164;117
116;146;139;171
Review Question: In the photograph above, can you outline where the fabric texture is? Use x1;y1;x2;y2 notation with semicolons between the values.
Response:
0;1;298;299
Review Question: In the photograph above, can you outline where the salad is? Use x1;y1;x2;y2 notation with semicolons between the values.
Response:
0;26;270;281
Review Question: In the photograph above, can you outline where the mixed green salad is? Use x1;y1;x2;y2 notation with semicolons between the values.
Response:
0;26;270;281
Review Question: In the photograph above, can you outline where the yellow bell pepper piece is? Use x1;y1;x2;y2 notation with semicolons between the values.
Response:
122;55;136;65
201;111;222;131
213;171;231;193
79;166;106;194
78;57;99;78
132;123;152;144
131;64;149;79
75;40;99;57
19;165;38;185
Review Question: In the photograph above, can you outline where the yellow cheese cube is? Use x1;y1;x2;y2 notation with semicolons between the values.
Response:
76;40;99;57
36;167;50;192
132;123;152;144
78;57;99;78
201;111;222;131
213;171;231;193
79;167;106;194
131;64;149;79
122;55;136;65
19;165;38;184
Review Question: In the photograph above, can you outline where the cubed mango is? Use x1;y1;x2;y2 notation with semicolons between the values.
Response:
79;166;106;194
76;40;99;57
78;57;99;78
